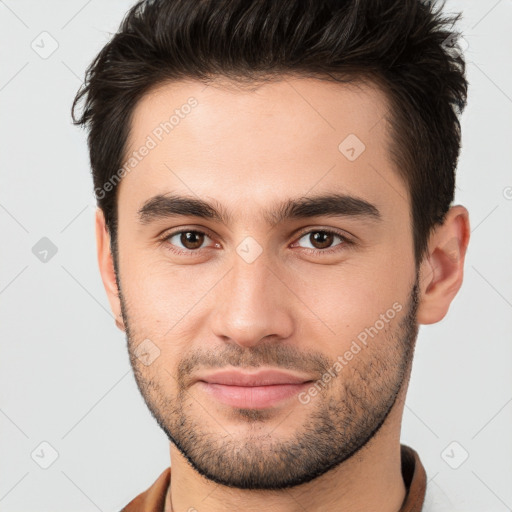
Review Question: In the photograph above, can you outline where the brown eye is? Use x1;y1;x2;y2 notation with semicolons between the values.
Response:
309;231;334;249
295;230;347;253
180;231;204;249
167;230;210;251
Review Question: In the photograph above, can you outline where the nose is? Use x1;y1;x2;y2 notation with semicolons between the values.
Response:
210;249;295;348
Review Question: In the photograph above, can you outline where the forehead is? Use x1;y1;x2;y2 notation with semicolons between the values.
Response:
119;76;408;224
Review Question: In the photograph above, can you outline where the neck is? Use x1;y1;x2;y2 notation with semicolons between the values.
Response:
165;391;408;512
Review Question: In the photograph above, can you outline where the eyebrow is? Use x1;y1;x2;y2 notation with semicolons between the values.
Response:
138;193;381;227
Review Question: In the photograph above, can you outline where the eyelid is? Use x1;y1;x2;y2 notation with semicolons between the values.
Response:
293;226;354;244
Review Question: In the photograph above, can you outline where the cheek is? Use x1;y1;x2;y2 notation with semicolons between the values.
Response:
290;255;413;347
119;255;218;344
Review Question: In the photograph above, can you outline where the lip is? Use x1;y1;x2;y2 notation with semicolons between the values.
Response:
195;369;314;386
194;369;314;409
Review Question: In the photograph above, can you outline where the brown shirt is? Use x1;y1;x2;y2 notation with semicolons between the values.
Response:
120;444;426;512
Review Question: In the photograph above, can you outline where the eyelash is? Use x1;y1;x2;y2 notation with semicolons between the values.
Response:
159;227;353;257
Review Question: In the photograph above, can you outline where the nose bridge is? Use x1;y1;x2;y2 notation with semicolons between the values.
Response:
210;243;294;346
229;249;270;307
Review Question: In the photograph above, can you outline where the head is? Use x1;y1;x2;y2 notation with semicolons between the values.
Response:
73;0;470;490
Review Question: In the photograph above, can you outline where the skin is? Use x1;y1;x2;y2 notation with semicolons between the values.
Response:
96;76;470;512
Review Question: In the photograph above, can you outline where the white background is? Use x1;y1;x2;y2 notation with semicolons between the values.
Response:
0;0;511;510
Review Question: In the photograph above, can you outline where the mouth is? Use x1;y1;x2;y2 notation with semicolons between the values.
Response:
196;381;314;409
194;369;315;409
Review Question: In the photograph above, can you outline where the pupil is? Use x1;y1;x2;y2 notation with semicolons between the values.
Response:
312;231;333;249
182;231;203;249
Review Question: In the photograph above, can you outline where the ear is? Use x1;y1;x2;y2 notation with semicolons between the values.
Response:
95;208;125;331
416;205;470;325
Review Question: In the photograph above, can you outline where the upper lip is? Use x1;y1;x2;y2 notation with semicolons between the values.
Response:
196;369;314;386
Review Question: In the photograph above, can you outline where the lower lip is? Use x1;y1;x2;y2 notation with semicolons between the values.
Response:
197;381;312;409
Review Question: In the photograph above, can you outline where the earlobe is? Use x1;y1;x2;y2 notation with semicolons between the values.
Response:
115;314;126;331
416;205;470;325
95;208;126;332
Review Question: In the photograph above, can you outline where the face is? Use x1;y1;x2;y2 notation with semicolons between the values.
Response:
111;76;421;489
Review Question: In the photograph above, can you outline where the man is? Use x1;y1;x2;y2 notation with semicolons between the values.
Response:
72;0;470;510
